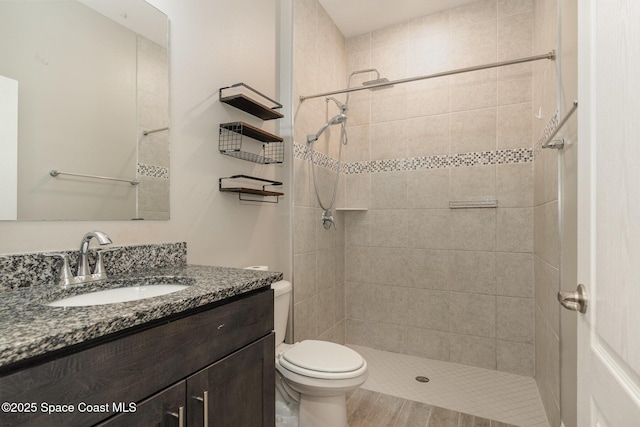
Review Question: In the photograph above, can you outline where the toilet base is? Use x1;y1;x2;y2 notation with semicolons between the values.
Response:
299;394;348;427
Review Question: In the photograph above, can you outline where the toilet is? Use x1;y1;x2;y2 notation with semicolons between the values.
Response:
272;280;368;427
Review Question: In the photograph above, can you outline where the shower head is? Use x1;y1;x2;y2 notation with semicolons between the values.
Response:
307;113;347;144
362;76;394;90
347;68;394;102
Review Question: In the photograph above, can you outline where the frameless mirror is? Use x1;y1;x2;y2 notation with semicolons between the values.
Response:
0;0;169;221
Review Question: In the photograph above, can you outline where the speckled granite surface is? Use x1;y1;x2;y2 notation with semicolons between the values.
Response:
0;242;187;291
0;264;282;370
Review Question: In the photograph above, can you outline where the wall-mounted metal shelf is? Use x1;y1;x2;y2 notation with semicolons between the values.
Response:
219;122;284;164
219;83;284;121
219;175;284;203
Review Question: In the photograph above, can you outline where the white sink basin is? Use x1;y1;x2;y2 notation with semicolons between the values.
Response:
46;284;189;307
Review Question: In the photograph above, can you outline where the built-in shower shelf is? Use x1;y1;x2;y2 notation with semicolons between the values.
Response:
335;208;368;211
219;83;284;120
219;122;284;164
219;175;284;203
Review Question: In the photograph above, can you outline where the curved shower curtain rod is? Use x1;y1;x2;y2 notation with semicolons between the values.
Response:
299;50;556;102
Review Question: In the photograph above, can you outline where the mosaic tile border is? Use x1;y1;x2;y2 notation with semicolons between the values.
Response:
138;163;170;179
534;109;559;158
294;142;533;174
0;242;186;292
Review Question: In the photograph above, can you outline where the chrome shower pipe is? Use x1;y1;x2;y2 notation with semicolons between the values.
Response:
300;51;556;102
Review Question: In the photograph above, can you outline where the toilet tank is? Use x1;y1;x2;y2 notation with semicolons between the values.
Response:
271;280;291;347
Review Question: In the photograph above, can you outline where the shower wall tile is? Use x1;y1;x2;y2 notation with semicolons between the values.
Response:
496;296;534;343
451;69;498;112
450;0;498;28
406;78;452;118
451;19;497;68
449;209;497;251
371;21;409;49
533;0;560;423
449;292;496;338
497;163;534;207
347;319;407;353
450;251;497;295
293;252;316;303
497;102;533;149
317;287;337;334
369;247;408;286
345;173;371;209
293;206;317;254
317;248;337;290
408;10;451;39
498;0;534;17
346;33;370;55
496;207;533;252
370;171;407;209
369;209;408;248
293;0;346;346
449;165;496;202
295;0;536;377
406;168;450;209
345;212;371;247
406;249;452;290
406;327;450;361
498;63;533;105
371;121;407;161
406;288;450;331
407;209;451;249
371;85;408;123
368;284;407;325
294;296;318;342
371;42;408;81
345;246;371;283
346;282;370;320
344;125;371;162
496;252;534;297
405;114;450;157
407;30;451;75
449;333;497;370
497;12;533;61
450;108;497;153
497;340;535;376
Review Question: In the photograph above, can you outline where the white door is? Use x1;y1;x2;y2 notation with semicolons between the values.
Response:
576;0;640;425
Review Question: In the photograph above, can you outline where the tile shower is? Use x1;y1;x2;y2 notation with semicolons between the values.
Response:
293;0;537;374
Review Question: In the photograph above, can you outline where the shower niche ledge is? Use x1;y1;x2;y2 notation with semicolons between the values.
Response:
219;121;284;164
335;207;368;211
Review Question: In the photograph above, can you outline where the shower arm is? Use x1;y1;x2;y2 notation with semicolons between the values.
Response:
300;51;556;102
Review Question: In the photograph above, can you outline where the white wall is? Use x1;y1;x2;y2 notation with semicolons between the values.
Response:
0;0;291;278
0;76;18;221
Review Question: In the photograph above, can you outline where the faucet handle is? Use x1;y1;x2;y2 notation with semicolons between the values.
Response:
92;249;113;280
42;253;76;287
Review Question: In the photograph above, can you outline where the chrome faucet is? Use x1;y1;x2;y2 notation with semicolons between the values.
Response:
43;230;112;287
77;231;112;281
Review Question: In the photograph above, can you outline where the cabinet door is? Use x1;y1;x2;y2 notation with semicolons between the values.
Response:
97;381;185;427
187;333;274;427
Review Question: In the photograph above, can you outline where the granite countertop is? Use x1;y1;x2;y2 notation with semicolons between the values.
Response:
0;264;282;370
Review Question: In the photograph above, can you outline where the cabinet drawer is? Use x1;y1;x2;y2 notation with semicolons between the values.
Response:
0;289;273;427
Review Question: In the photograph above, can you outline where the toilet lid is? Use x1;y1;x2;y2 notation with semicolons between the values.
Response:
281;340;364;373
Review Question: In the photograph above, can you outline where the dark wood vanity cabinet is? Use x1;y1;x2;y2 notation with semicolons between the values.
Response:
0;289;275;427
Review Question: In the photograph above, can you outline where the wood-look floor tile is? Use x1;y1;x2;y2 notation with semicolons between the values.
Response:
346;389;519;427
426;407;459;427
393;400;432;427
459;413;491;427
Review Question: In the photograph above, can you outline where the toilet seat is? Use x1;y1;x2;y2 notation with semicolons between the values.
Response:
277;340;367;380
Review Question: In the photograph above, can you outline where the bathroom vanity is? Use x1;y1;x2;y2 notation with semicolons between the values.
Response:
0;263;279;427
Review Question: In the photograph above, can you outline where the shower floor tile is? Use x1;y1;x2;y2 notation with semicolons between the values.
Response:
349;345;549;427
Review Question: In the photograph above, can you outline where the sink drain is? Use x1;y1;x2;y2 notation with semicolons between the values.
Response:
415;376;430;383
